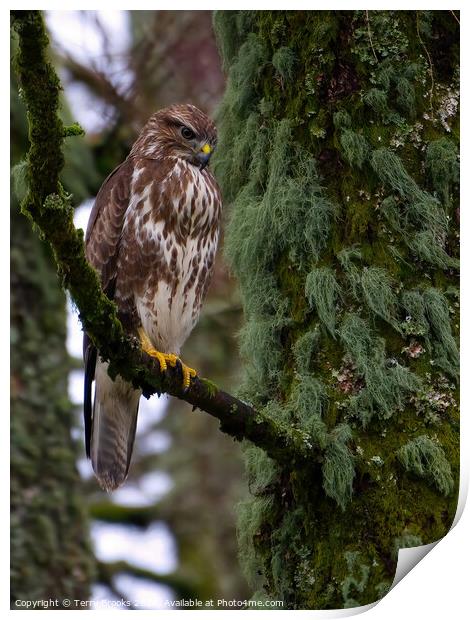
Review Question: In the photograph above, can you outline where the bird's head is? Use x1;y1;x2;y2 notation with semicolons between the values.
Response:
132;103;217;170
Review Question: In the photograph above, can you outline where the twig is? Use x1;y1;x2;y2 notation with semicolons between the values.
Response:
11;10;316;468
365;11;378;64
416;11;435;120
450;10;460;26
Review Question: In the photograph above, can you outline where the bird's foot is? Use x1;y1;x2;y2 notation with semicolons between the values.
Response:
138;329;196;389
165;354;197;390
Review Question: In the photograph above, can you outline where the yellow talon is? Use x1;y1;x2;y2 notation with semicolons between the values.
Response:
150;350;168;372
167;353;197;389
138;328;168;372
165;354;179;367
182;364;197;389
138;329;197;388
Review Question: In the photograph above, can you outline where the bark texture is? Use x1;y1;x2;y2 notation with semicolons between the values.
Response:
213;10;459;608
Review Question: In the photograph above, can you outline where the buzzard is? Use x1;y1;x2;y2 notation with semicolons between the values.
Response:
84;104;222;491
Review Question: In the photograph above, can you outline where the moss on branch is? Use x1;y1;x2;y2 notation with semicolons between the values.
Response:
11;10;316;469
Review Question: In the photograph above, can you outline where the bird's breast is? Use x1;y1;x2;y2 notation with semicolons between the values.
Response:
127;159;221;353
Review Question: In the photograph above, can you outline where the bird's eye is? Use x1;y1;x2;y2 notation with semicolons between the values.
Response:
181;126;195;140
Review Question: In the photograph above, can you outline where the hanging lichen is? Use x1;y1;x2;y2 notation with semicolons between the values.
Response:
360;267;399;328
305;267;341;336
272;46;296;81
425;137;459;207
213;9;459;609
397;435;454;496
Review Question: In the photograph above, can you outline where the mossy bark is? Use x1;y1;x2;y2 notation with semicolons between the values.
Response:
213;10;459;609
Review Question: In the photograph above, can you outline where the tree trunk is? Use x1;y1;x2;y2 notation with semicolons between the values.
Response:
213;10;459;609
10;30;95;606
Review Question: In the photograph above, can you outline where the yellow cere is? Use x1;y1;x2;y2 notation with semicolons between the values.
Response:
201;143;212;155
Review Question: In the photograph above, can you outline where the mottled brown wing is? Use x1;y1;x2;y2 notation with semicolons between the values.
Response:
86;159;134;295
83;158;134;457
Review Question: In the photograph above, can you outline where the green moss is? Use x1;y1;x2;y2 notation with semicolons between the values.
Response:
305;267;341;336
408;196;448;239
370;148;457;270
224;119;336;279
244;443;279;493
374;59;396;91
397;435;454;495
396;76;416;117
340;314;421;424
409;231;458;270
322;425;355;510
238;316;285;400
63;122;85;137
338;314;377;370
290;376;328;425
292;328;320;374
11;159;29;203
229;112;260;196
270;508;300;595
226;33;268;117
272;46;296;81
237;495;275;587
371;147;425;202
337;246;362;298
259;399;292;426
379;195;401;232
333;109;351;129
423;288;459;377
200;378;219;398
341;551;370;607
401;289;429;336
393;533;422;559
340;130;369;168
363;88;389;116
213;11;240;71
352;11;409;66
425;138;459;207
213;11;255;72
350;366;421;426
360;267;398;327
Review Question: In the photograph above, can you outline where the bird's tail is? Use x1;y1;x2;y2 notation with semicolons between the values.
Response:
91;360;141;492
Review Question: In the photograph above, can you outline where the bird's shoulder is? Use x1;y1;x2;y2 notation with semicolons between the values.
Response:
85;156;176;244
85;157;135;245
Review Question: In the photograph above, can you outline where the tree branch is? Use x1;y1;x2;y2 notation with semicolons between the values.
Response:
89;500;159;527
11;10;315;467
96;560;198;601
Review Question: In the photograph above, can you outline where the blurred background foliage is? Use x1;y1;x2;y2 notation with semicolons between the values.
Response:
11;10;249;607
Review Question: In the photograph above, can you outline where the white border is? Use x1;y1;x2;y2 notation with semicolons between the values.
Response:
3;4;467;617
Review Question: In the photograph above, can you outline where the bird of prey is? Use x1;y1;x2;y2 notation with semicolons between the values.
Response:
83;104;222;491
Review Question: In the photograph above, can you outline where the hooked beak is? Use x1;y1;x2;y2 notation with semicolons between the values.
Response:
197;143;212;170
